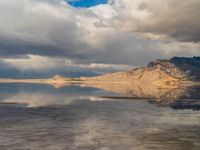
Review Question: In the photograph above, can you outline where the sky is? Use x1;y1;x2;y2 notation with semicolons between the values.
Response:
0;0;199;77
68;0;108;7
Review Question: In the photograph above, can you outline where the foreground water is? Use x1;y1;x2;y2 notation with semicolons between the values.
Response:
0;83;199;150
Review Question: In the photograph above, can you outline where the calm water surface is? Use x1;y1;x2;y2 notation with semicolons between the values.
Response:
0;83;199;150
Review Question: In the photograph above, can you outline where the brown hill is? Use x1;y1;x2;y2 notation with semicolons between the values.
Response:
80;59;191;87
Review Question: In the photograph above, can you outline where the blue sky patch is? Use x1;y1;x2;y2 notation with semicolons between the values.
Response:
68;0;108;8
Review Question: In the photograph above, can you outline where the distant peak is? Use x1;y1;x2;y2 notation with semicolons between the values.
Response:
147;59;172;68
52;75;65;80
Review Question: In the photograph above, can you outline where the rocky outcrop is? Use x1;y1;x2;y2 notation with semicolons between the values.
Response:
81;57;199;87
170;56;200;81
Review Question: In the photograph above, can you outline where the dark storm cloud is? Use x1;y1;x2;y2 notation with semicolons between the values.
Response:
0;38;93;60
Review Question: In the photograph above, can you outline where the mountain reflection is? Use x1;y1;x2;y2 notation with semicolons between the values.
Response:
0;82;199;110
78;83;200;110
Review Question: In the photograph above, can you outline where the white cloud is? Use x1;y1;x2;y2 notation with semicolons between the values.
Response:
0;0;199;68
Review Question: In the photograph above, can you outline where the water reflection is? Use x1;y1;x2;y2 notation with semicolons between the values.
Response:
0;100;199;150
0;83;116;108
79;83;200;110
0;83;199;149
80;83;197;99
0;83;199;110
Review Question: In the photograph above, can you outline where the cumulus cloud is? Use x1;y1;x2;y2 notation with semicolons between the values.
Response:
0;0;199;70
109;0;200;42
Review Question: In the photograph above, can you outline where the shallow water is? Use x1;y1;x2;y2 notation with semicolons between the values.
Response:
0;83;199;150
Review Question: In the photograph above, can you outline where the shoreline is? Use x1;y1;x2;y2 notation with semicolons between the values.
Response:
0;78;199;87
0;78;131;84
0;79;47;84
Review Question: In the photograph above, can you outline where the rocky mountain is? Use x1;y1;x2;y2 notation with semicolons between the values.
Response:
80;57;200;87
170;56;200;81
